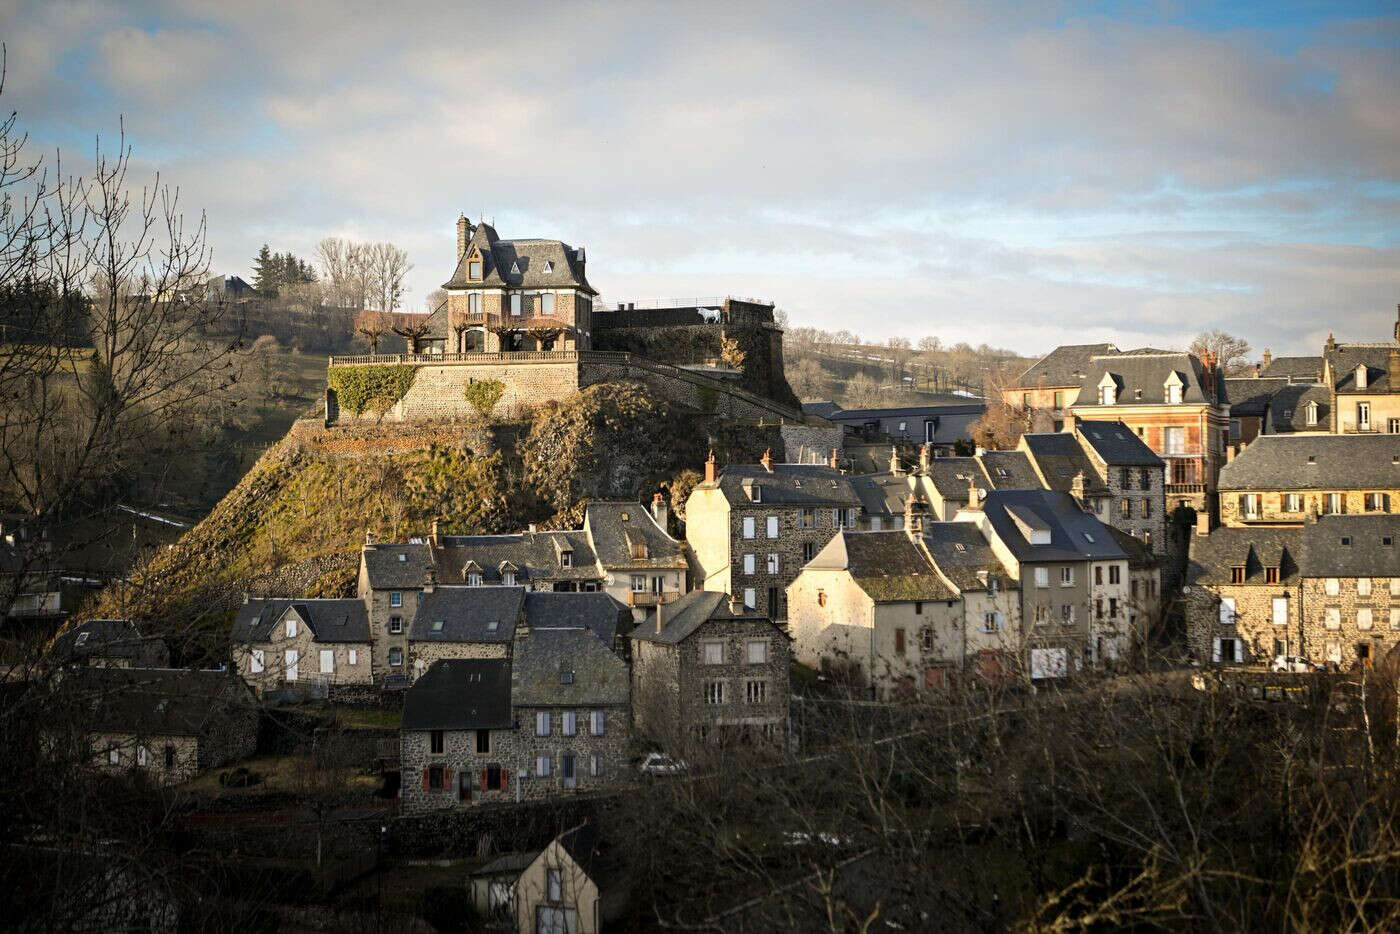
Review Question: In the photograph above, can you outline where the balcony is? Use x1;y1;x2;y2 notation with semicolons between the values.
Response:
628;590;683;608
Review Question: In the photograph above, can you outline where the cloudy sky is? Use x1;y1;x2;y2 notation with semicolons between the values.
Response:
3;0;1396;355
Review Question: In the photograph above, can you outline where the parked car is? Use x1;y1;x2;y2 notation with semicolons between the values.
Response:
1271;655;1315;673
639;752;687;776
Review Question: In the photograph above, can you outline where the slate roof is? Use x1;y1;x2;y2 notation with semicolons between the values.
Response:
1073;420;1165;467
1303;515;1400;578
920;522;1012;592
920;457;990;499
1186;526;1306;586
523;591;629;648
402;658;513;731
1225;378;1290;417
440;221;596;295
711;464;863;508
1104;525;1158;568
411;586;524;642
850;472;915;518
1266;384;1331;432
583;501;687;570
976;490;1129;563
1218;435;1400;491
1260;355;1323;382
1327;343;1395;393
801;401;843;419
1019;433;1109;495
436;531;600;584
1016;343;1118;388
632;590;779;645
828;404;987;421
50;619;155;661
60;667;250;737
232;598;371;644
1073;352;1223;407
511;627;629;707
362;542;433;590
472;851;540;878
979;451;1041;490
806;531;955;603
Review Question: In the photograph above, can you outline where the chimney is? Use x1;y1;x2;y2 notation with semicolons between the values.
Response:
729;592;743;615
903;495;923;532
704;450;717;484
1326;332;1337;352
760;448;774;473
1262;348;1272;369
828;448;839;470
364;529;375;546
456;214;470;260
430;518;440;548
1226;444;1237;463
1389;344;1400;386
889;446;902;476
1195;510;1211;537
652;491;669;530
918;443;931;471
1070;470;1086;503
242;592;250;605
654;600;664;635
423;564;437;593
965;477;982;511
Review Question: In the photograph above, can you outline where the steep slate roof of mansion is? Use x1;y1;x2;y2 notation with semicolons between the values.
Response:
1018;433;1110;496
1265;384;1332;432
1074;351;1225;408
1187;515;1400;586
1218;434;1400;491
1326;342;1396;393
232;598;371;644
632;590;779;645
1260;355;1324;382
1303;515;1400;578
1016;343;1119;388
806;531;957;603
411;586;525;644
919;522;1013;592
711;463;864;508
440;219;596;295
1186;526;1306;587
1073;420;1165;466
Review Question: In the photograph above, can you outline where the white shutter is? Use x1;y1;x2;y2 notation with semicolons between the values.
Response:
1219;597;1235;626
251;650;264;673
742;517;755;539
743;554;755;575
767;516;779;538
536;755;550;777
591;710;605;735
320;649;334;674
1272;598;1288;626
536;711;550;736
1212;638;1221;663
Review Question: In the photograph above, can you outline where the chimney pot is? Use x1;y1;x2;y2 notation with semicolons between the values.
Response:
889;446;901;475
652;491;669;529
828;448;839;470
430;518;440;547
1195;510;1211;537
704;450;717;484
918;443;931;471
760;448;773;472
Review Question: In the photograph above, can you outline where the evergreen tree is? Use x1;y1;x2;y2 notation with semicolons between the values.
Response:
252;244;274;295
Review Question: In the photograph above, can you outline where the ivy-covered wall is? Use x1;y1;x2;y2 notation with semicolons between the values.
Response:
327;365;417;415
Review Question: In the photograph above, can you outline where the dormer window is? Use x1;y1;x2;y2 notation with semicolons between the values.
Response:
1097;373;1118;406
75;632;90;646
503;571;516;586
468;572;482;587
1305;401;1318;426
752;485;762;503
487;620;499;632
468;251;482;280
398;553;408;562
431;620;444;632
560;550;573;568
1356;364;1368;389
510;260;521;275
1164;371;1184;405
543;260;554;273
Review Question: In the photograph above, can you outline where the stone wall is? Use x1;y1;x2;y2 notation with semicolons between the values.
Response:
673;619;790;745
779;422;843;464
361;581;421;680
407;640;510;681
1301;575;1400;668
1219;489;1400;527
512;704;630;798
92;732;200;785
1183;581;1300;665
402;726;518;813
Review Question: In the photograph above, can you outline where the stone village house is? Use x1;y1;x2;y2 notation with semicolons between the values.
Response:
51;667;257;786
400;619;630;814
48;618;169;670
1217;434;1400;527
231;598;373;696
469;822;624;934
630;590;791;750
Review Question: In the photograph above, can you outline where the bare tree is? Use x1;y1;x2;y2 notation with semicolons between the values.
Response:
1190;329;1253;376
369;241;412;313
355;309;389;353
390;311;432;354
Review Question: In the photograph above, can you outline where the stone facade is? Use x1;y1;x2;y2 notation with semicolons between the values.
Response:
358;566;421;681
402;726;519;812
1300;574;1400;668
92;733;201;785
1183;580;1301;666
512;704;630;798
1220;489;1399;527
233;628;372;696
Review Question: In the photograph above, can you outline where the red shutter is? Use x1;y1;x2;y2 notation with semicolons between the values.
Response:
443;768;453;789
421;769;430;792
480;768;488;792
501;770;508;791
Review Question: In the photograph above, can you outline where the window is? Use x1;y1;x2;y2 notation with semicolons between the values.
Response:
631;574;647;593
389;647;403;667
560;669;574;684
1118;498;1131;518
746;680;767;703
428;766;444;790
1265;566;1279;584
1305;402;1319;426
765;553;780;574
1095;566;1103;585
1326;641;1342;664
285;618;297;639
817;590;827;607
742;554;755;575
800;508;815;528
895;628;906;654
1061;604;1075;624
388;591;404;609
702;641;724;665
1239;494;1261;519
1358;608;1374;630
915;601;924;615
509;293;521;316
1162;427;1185;455
1325;607;1341;630
476;729;490;753
1060;567;1074;586
802;542;816;563
1109;566;1121;585
320;649;334;674
1366;493;1390;512
742;517;755;539
590;710;605;735
1324;493;1343;515
541;292;555;314
430;730;444;754
136;745;148;767
467;291;480;314
502;570;516;586
1220;596;1236;626
562;712;577;736
1054;390;1066;409
251;649;264;673
1035;567;1050;588
536;755;551;777
743;588;756;609
1325;577;1341;596
468;571;483;586
1022;393;1032;408
389;615;403;634
1392;578;1400;597
1358;402;1372;431
834;509;853;529
747;640;768;664
1284;493;1302;513
164;746;175;770
1359;577;1373;597
705;681;725;704
468;258;482;279
1391;418;1400;434
766;516;779;538
920;626;934;649
1035;604;1049;626
1120;468;1132;489
536;712;551;736
983;612;1000;633
547;869;563;902
1392;607;1400;630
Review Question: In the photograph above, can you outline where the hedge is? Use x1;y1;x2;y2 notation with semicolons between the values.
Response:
463;379;505;418
327;365;417;415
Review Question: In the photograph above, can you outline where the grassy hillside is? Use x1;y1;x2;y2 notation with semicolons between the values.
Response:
85;382;773;660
